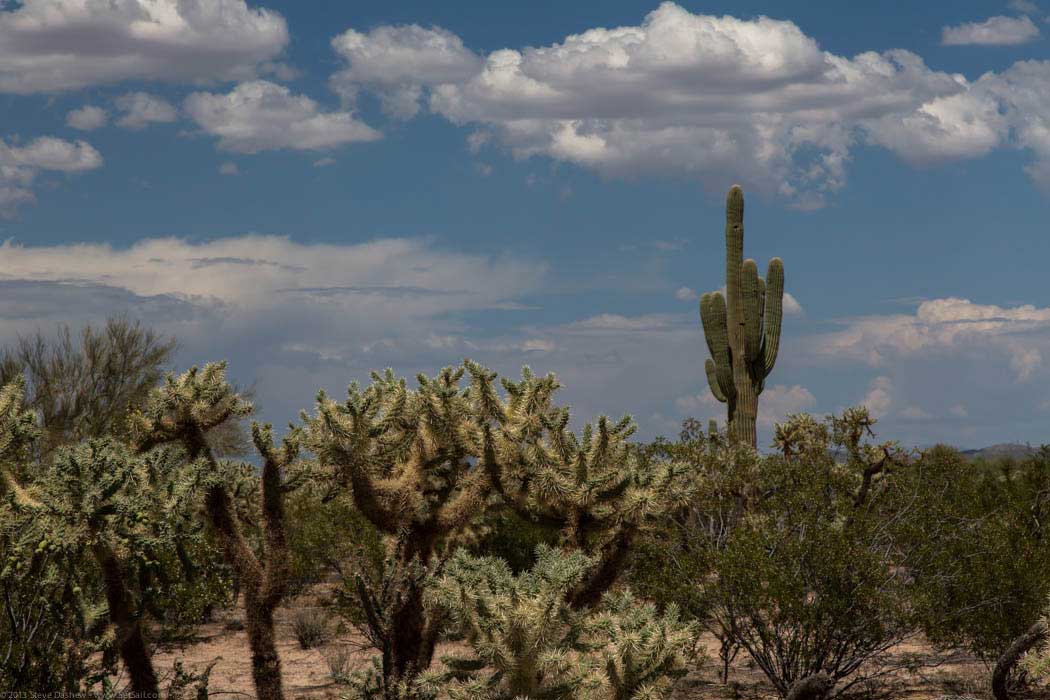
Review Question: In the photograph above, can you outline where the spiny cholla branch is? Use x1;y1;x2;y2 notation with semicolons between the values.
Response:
420;546;696;700
131;362;297;700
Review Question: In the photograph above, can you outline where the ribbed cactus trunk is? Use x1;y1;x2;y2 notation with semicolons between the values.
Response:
699;185;784;448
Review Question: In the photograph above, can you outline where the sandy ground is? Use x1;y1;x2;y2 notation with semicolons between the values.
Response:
109;588;1050;700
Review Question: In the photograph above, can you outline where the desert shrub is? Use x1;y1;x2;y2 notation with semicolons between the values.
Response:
0;536;111;691
895;445;1050;698
471;509;559;574
0;316;178;459
292;607;332;649
284;484;383;597
149;545;235;641
324;645;355;684
711;410;911;698
628;420;760;680
900;446;1050;662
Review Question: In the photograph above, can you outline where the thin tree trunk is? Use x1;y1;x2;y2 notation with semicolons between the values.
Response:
993;621;1048;700
568;528;633;610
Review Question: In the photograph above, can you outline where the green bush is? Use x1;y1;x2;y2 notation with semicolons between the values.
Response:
285;485;384;597
898;445;1050;663
470;509;559;574
711;410;911;697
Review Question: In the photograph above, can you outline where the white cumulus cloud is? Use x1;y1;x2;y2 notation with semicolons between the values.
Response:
861;375;893;418
331;3;1050;203
66;105;107;131
0;136;102;217
115;92;178;129
0;0;289;94
330;3;971;207
331;24;483;119
942;15;1040;46
816;297;1050;381
184;80;382;153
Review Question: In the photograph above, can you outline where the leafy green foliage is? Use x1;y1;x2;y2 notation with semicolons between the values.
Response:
898;445;1050;663
0;316;177;456
711;410;911;697
284;484;383;598
472;509;559;574
0;377;109;690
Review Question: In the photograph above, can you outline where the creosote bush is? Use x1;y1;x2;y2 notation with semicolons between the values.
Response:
709;409;912;698
292;607;332;649
896;445;1050;699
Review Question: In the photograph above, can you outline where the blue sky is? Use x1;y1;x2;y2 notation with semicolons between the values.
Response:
1;0;1049;449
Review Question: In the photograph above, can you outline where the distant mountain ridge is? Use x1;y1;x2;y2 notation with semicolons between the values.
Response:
824;443;1041;462
958;443;1040;460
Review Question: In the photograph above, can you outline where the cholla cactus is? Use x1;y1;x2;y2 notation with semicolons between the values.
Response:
699;185;785;447
587;590;696;700
422;545;599;700
0;376;41;505
17;439;219;694
132;362;301;700
302;362;694;692
300;365;501;695
1006;611;1050;700
0;378;121;688
16;439;162;694
421;546;696;700
474;363;694;608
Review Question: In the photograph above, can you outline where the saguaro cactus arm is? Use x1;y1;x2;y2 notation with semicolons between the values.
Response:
742;259;763;363
704;360;727;403
725;185;745;344
700;292;735;402
762;257;785;376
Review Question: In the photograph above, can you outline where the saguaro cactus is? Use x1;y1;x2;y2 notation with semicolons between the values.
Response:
699;185;784;447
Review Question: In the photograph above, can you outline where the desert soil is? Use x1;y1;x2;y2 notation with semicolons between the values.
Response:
122;587;1049;700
